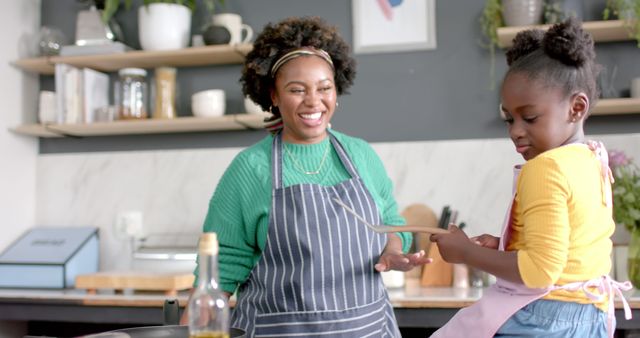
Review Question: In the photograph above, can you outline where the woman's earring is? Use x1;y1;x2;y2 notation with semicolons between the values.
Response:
335;102;339;108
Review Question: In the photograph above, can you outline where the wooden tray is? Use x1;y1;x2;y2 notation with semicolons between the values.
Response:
75;271;194;297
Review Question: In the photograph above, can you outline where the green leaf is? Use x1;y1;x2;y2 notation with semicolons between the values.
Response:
101;0;120;23
624;192;637;204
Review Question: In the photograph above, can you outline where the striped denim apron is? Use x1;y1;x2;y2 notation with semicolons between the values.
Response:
231;132;401;337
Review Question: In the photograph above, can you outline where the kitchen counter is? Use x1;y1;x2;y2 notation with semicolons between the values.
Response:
1;278;640;329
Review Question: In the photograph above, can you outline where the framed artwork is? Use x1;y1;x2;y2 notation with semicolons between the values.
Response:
352;0;437;54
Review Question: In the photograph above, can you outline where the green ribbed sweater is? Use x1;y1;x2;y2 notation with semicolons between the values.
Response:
197;130;411;293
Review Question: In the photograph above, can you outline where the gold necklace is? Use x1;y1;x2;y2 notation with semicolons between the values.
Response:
284;142;331;175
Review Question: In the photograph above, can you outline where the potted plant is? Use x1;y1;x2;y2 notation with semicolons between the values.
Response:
479;0;503;89
101;0;224;22
101;0;224;50
479;0;554;89
603;0;640;47
608;150;640;288
543;0;584;24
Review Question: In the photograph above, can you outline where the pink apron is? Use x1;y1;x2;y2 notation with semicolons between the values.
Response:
431;142;632;338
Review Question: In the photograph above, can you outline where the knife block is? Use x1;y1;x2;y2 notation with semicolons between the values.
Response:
420;243;453;287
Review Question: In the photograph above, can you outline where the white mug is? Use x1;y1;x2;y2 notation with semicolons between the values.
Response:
211;13;253;44
38;90;57;124
631;77;640;98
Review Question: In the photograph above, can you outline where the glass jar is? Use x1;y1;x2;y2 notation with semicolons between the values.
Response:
153;67;177;119
117;68;148;119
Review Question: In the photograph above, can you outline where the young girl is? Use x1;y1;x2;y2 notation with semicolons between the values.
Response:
430;18;631;337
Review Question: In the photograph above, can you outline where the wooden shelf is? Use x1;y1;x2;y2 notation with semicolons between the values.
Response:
9;114;265;138
497;20;633;48
11;44;253;75
10;124;65;138
591;98;640;115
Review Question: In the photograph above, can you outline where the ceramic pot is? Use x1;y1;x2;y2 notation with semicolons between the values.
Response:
502;0;544;27
544;0;584;23
138;3;191;51
202;25;231;45
628;227;640;288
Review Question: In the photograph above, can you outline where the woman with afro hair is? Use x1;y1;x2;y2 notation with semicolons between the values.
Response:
185;16;431;337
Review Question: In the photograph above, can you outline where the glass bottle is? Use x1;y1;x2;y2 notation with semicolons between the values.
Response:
117;68;148;119
188;233;230;338
153;67;177;119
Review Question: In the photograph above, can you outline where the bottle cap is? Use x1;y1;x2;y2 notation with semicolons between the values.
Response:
199;232;218;255
119;67;147;77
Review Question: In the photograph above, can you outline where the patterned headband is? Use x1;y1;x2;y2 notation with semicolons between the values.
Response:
270;48;334;77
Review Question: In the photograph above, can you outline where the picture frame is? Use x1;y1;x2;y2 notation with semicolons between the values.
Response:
352;0;437;54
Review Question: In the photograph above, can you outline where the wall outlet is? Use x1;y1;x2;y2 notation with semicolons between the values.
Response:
114;211;144;239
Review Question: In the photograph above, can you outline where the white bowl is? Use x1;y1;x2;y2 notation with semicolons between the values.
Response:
243;96;266;115
191;89;225;117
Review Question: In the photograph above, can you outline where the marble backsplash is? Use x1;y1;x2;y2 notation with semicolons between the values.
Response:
36;133;640;272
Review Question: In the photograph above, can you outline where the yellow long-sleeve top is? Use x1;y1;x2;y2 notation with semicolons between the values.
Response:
507;144;614;309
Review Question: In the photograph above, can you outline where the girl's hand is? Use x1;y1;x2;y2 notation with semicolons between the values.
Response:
470;234;500;249
429;224;473;264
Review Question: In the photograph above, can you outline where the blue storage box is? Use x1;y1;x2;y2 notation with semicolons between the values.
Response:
0;227;99;288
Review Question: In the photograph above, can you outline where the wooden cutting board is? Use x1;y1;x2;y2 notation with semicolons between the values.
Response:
75;271;194;296
401;203;440;279
420;243;453;287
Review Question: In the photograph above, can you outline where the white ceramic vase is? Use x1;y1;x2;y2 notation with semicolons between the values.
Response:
138;3;191;51
502;0;544;27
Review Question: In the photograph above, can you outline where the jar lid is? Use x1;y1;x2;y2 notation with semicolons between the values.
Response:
119;68;147;77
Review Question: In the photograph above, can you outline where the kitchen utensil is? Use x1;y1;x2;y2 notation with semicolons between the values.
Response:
332;198;448;234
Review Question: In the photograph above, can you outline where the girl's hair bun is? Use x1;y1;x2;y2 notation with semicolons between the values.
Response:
506;29;544;66
543;17;595;67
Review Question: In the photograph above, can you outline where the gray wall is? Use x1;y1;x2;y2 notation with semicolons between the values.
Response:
39;0;640;154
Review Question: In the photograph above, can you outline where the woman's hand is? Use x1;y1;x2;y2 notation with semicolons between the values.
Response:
375;234;433;272
429;224;473;264
470;234;500;249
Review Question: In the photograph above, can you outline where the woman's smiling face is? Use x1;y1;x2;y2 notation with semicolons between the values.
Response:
271;55;337;144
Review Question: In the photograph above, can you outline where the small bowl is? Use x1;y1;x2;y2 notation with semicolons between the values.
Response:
243;97;266;115
191;89;225;117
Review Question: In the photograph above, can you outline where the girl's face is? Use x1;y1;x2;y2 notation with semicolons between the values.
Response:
271;55;337;144
500;72;585;161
